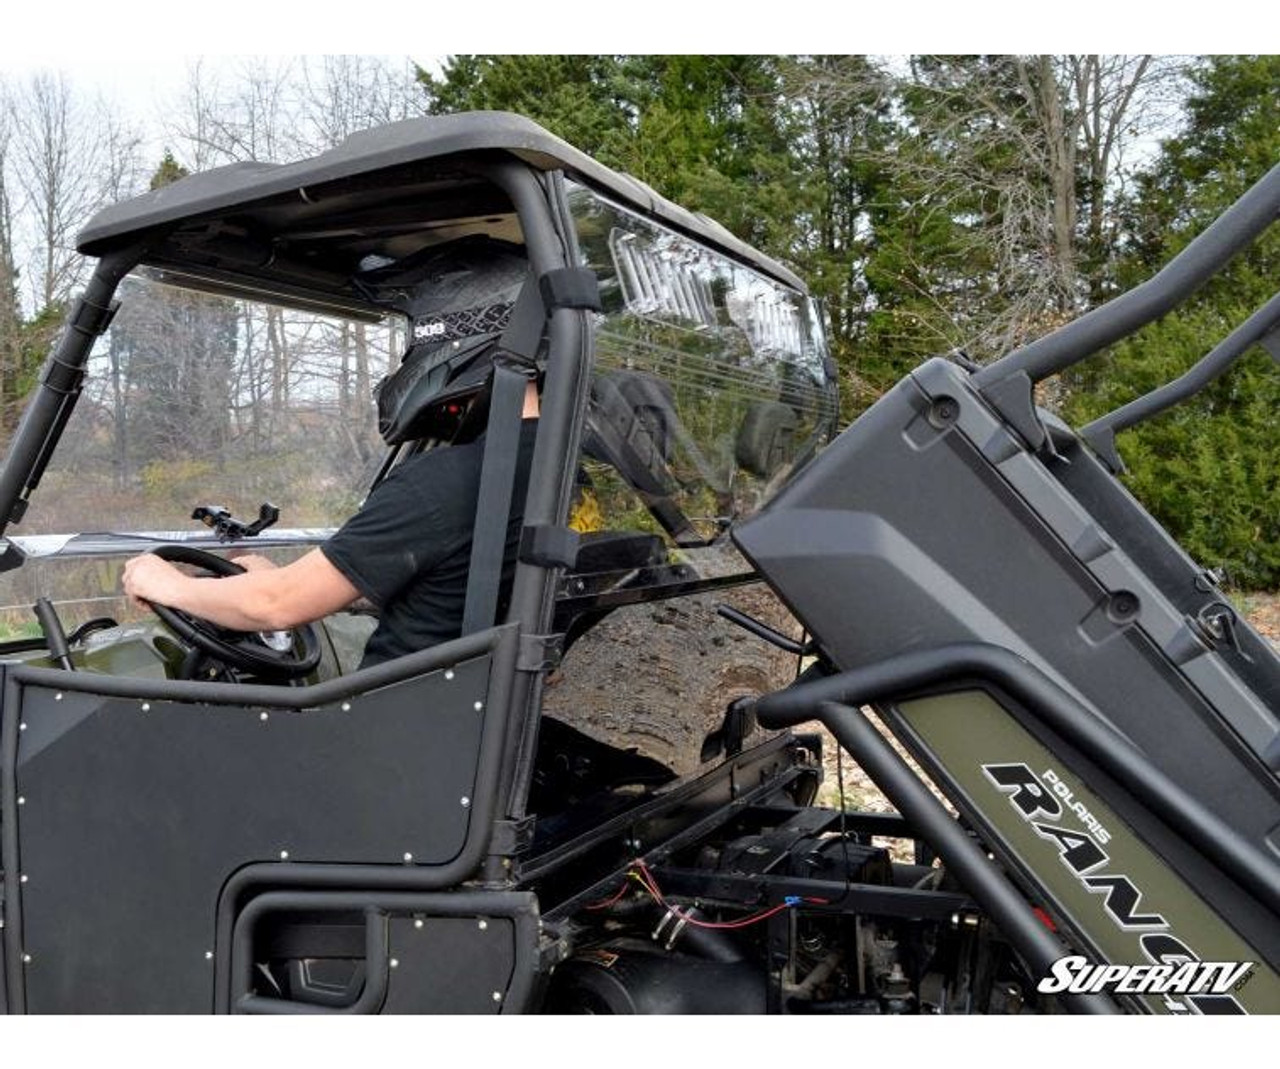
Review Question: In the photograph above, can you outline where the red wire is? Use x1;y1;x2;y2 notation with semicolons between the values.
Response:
674;902;791;930
584;879;634;911
631;859;826;930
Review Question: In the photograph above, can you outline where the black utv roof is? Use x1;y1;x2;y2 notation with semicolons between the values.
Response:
78;111;806;316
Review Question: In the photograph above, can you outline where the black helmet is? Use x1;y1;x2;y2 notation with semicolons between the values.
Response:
359;236;530;444
375;334;499;444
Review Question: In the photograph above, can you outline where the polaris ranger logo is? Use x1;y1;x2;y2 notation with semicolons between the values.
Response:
981;762;1251;1013
980;762;1158;928
1038;955;1253;998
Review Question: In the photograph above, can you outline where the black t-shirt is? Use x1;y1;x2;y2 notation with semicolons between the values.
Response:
322;420;539;668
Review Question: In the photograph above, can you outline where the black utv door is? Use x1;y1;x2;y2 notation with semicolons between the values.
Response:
0;625;531;1013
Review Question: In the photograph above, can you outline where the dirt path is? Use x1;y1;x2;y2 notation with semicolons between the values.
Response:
542;584;802;778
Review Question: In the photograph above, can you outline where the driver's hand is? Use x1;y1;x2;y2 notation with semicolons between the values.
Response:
227;552;277;573
121;554;185;610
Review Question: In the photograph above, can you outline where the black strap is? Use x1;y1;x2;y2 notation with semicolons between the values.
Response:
461;362;530;635
460;268;602;634
460;273;547;635
498;273;548;363
539;267;602;312
68;296;119;339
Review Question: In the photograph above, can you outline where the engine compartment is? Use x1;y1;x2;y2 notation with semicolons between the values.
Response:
532;735;1041;1014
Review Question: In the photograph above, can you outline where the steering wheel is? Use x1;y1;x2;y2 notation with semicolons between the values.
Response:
147;545;322;680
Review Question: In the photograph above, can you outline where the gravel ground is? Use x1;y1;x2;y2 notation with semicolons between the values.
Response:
1239;592;1280;648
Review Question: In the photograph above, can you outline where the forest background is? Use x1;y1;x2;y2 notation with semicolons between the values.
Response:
0;53;1275;593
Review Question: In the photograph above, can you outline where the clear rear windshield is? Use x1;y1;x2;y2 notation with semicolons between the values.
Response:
566;180;836;554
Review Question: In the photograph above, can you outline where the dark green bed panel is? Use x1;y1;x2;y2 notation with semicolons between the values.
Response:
893;690;1280;1015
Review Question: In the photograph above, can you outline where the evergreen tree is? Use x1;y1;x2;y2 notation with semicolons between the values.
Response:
791;55;1182;402
1065;56;1280;589
149;149;188;190
421;56;802;257
777;56;893;413
421;55;641;164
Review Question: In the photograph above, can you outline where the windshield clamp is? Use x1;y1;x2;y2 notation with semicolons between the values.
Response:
538;267;602;312
68;296;119;339
192;502;280;542
519;524;580;570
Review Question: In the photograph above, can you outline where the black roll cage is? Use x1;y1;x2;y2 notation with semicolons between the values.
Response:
975;161;1280;456
0;156;590;838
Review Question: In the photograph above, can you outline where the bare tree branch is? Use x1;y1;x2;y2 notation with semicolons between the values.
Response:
7;72;143;311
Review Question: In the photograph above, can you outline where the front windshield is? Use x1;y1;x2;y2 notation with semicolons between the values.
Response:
0;275;401;632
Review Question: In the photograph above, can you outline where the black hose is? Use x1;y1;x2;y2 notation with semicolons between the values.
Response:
33;597;75;671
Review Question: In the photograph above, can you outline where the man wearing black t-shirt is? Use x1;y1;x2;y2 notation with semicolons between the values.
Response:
121;381;540;668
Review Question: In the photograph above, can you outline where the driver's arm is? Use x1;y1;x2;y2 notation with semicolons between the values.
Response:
122;548;361;632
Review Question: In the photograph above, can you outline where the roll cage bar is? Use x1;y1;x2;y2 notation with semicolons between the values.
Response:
974;161;1280;457
0;154;591;834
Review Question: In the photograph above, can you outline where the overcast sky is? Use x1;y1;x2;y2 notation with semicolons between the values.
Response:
0;55;436;157
3;0;1247;86
0;2;1256;167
